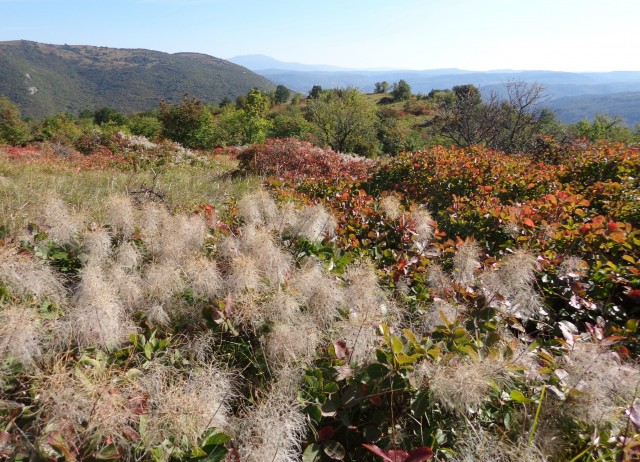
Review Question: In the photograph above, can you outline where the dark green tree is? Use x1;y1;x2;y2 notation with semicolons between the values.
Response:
0;96;30;145
308;85;323;99
374;81;389;94
93;107;126;126
274;85;291;104
391;80;412;101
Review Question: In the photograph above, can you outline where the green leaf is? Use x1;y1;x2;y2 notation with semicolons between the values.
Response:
200;446;228;462
302;443;322;462
323;382;339;393
144;342;153;360
411;389;431;417
367;363;389;379
390;335;404;354
201;431;231;448
510;389;534;404
375;349;391;364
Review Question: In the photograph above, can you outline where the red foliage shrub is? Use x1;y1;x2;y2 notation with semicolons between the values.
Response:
237;138;375;183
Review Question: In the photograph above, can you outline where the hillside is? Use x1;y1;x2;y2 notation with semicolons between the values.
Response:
548;91;640;125
0;40;276;119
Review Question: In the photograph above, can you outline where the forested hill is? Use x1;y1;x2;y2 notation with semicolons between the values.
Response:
0;40;276;119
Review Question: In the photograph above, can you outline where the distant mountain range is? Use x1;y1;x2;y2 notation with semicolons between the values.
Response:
232;55;640;125
0;41;275;119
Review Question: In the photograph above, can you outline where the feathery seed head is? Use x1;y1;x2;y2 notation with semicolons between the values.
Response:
41;197;83;243
182;255;223;300
70;262;136;348
0;245;66;304
143;364;234;446
104;194;136;238
0;305;41;366
410;206;434;248
380;195;403;220
81;227;113;263
264;317;320;369
237;382;307;462
238;190;279;227
294;205;337;241
560;341;640;426
144;261;185;301
453;239;481;287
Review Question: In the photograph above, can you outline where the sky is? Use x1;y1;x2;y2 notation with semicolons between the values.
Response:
1;0;639;72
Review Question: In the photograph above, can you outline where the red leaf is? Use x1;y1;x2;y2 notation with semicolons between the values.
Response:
362;444;394;461
318;426;335;442
386;450;410;461
523;218;535;227
627;289;640;301
406;447;434;462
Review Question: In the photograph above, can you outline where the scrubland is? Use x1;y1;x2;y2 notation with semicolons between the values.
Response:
0;137;639;461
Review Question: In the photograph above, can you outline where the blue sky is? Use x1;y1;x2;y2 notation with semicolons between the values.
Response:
1;0;639;71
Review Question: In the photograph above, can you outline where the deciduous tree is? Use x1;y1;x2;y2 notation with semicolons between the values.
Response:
305;87;378;155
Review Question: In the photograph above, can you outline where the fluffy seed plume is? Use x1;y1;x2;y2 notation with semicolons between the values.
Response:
81;227;113;264
144;261;185;302
422;298;462;332
104;194;136;238
0;305;41;366
182;255;223;300
41;197;83;243
68;262;136;349
264;317;320;369
236;381;307;462
560;341;640;426
36;360;143;452
427;263;452;295
237;190;279;227
380;195;403;220
453;239;481;288
289;261;344;327
143;364;234;447
481;250;540;319
343;261;389;320
293;204;337;241
420;356;505;414
0;246;66;304
410;206;434;250
114;241;142;271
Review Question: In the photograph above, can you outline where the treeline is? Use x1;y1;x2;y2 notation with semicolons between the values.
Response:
2;80;640;155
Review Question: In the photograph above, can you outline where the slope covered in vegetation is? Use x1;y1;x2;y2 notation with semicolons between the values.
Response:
0;40;275;119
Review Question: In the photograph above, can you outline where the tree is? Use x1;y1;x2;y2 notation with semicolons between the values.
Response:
159;94;215;149
93;107;126;126
572;114;634;143
308;85;323;99
0;96;30;145
432;81;551;153
305;87;378;155
374;81;389;94
274;85;291;104
391;80;412;101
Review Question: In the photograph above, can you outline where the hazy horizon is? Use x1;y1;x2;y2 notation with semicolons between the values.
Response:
1;0;639;73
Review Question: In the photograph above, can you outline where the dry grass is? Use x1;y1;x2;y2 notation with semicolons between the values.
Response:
0;156;257;239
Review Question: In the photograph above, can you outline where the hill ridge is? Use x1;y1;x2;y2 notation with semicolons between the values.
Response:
0;40;275;119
